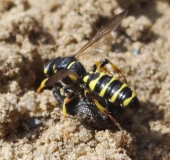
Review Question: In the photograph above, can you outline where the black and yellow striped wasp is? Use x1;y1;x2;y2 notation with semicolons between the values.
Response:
37;10;140;130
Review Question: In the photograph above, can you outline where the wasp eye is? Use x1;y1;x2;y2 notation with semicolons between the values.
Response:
43;57;62;77
44;61;54;77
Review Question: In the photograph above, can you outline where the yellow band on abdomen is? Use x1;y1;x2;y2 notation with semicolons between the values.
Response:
99;77;117;97
89;73;105;91
110;83;127;103
123;92;136;107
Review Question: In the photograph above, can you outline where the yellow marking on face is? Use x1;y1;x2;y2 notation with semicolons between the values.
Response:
36;78;49;93
99;77;117;97
89;72;105;91
53;64;56;71
67;61;76;69
44;68;48;74
110;83;127;103
123;92;136;107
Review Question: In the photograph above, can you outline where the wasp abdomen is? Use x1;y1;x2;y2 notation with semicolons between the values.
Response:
83;72;140;109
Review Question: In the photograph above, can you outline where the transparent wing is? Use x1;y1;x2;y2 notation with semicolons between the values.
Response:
74;10;128;59
45;70;78;87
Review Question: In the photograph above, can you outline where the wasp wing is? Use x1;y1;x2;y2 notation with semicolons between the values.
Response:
37;70;79;93
75;10;128;59
44;70;79;87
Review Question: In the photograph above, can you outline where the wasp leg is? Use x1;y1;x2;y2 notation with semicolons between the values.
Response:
91;61;108;73
84;91;111;121
52;86;76;116
101;59;127;83
91;59;127;83
92;99;123;131
52;87;79;114
84;89;91;98
62;92;76;117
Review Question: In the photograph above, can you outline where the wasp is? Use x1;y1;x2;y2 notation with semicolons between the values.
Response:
37;10;140;130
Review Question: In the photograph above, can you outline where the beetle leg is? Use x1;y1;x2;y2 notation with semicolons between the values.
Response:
52;87;65;108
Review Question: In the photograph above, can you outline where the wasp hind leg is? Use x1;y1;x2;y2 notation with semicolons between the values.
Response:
92;99;123;131
91;58;127;83
91;61;109;73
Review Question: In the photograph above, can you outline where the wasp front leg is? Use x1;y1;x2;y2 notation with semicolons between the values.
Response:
91;58;127;83
52;86;77;116
62;92;76;117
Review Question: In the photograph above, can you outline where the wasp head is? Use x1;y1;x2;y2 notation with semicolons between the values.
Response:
44;56;77;77
43;57;62;77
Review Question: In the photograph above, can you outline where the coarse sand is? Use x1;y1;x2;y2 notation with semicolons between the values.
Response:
0;0;170;160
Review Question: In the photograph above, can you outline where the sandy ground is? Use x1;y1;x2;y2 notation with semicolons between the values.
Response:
0;0;170;160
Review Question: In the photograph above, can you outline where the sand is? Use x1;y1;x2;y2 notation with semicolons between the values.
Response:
0;0;170;159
